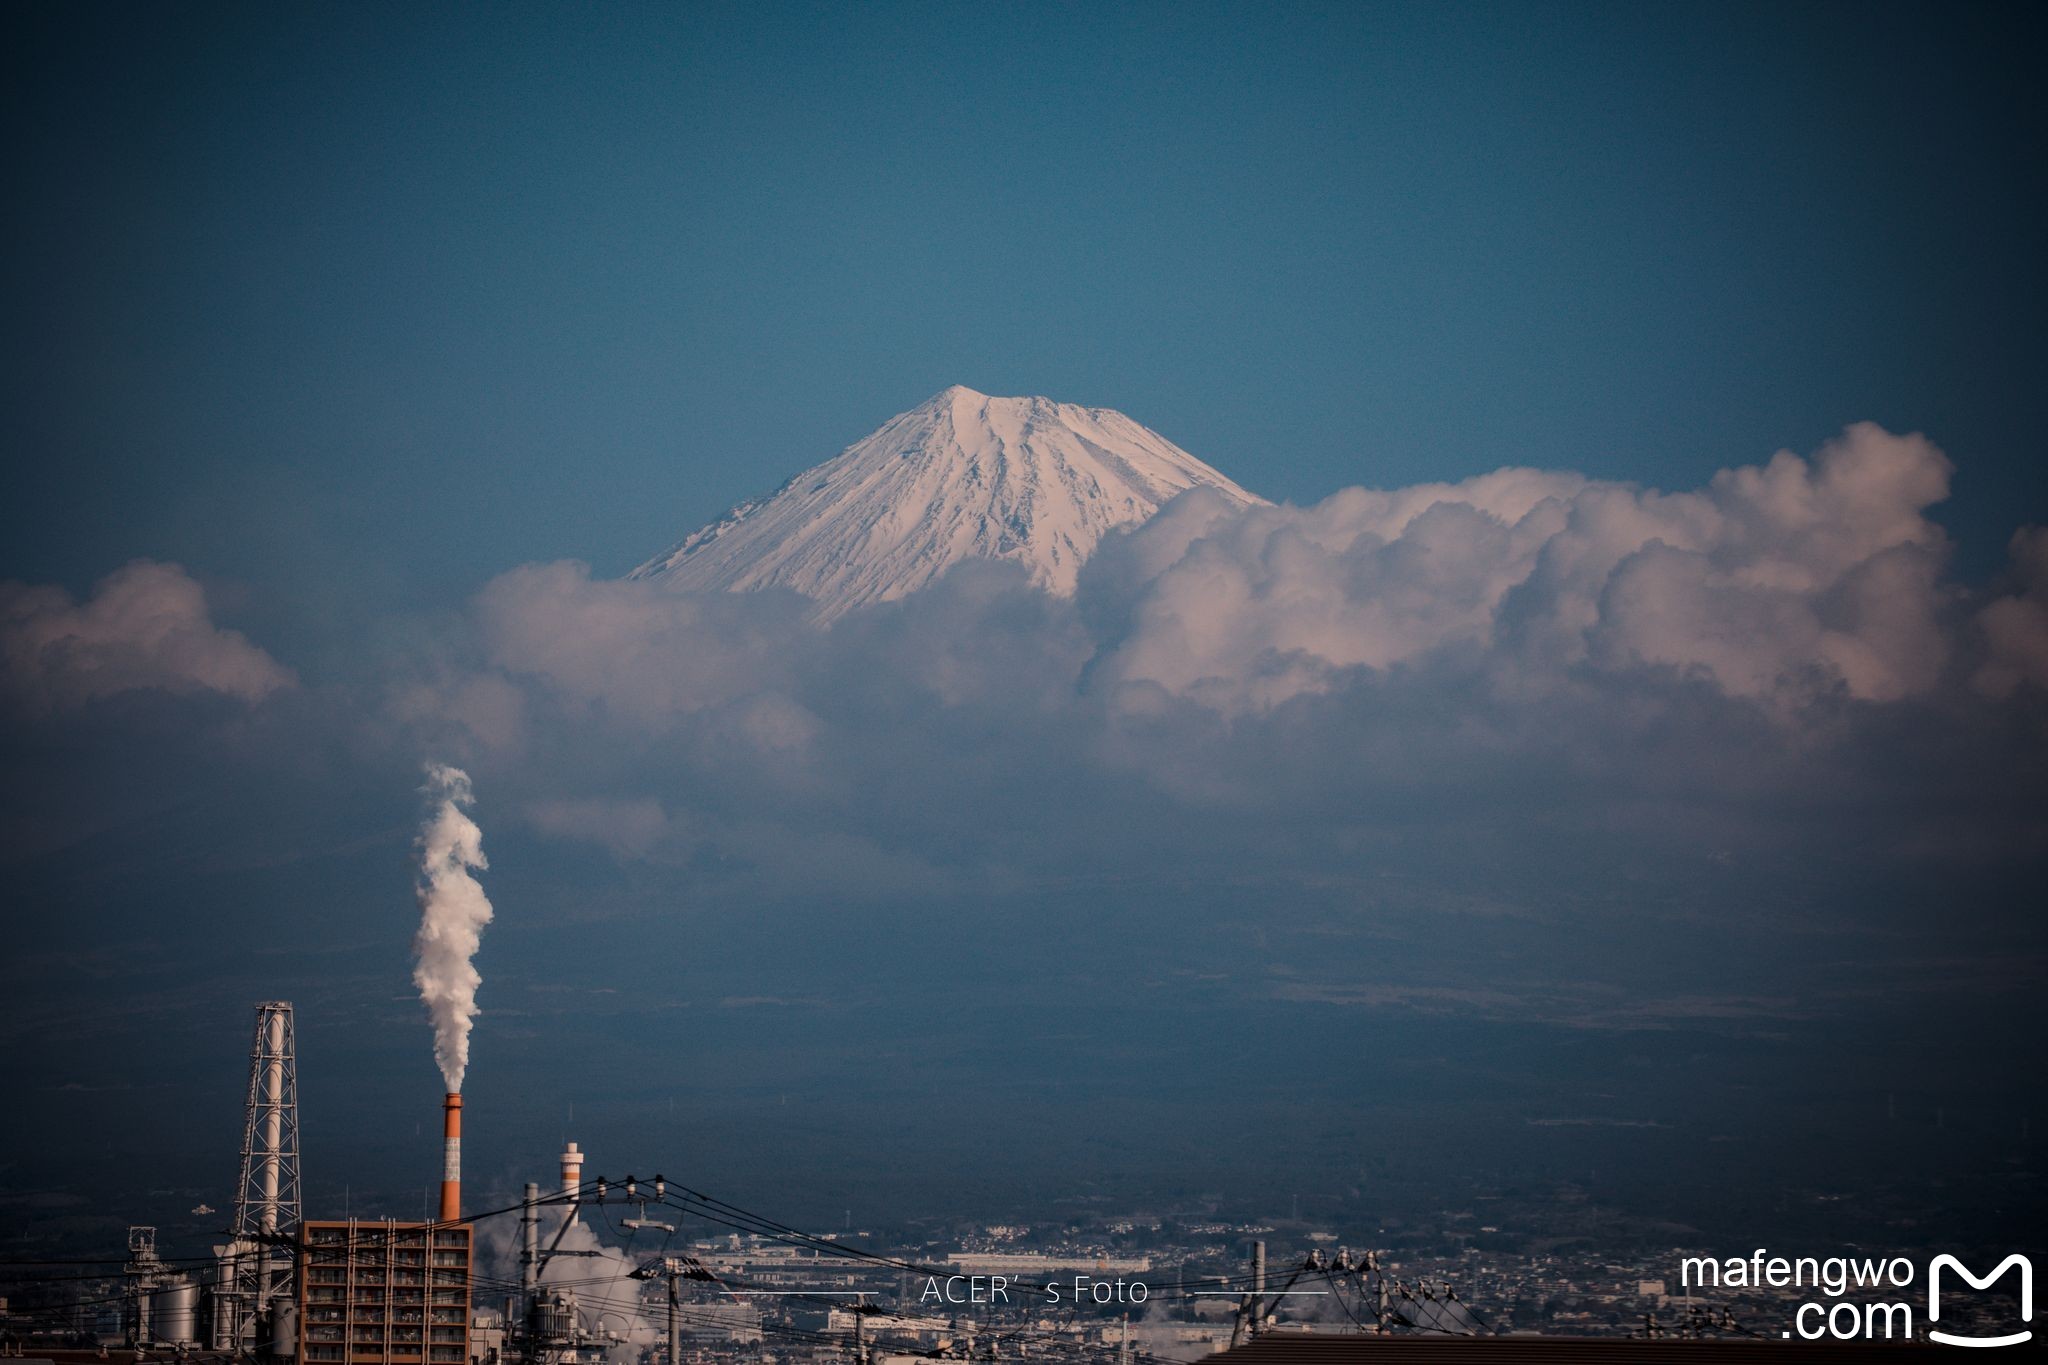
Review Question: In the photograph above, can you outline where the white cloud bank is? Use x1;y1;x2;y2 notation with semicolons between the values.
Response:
417;423;2043;754
1090;423;1973;712
1976;526;2048;697
0;559;292;716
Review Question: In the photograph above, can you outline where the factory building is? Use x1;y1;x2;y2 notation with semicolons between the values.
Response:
297;1220;473;1365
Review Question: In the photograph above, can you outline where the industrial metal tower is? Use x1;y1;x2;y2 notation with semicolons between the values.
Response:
221;1001;302;1352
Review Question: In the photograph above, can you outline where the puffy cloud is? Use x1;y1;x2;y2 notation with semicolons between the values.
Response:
525;795;677;859
1092;423;1958;711
374;429;2032;823
1975;526;2048;696
0;559;292;716
388;671;529;757
472;560;812;728
406;424;1977;751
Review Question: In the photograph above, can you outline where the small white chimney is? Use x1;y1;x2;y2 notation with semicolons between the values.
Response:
559;1141;583;1226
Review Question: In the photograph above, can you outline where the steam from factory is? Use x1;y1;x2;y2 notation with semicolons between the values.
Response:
413;763;494;1094
413;763;493;1224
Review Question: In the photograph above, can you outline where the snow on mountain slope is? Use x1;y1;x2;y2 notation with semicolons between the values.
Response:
630;386;1267;618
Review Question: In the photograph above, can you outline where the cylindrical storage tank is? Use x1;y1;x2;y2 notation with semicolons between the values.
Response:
155;1280;199;1346
270;1299;299;1357
212;1244;240;1353
536;1292;573;1341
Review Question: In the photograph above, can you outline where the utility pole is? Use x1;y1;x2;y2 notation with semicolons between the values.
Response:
1250;1241;1266;1340
520;1182;540;1319
623;1189;681;1365
628;1257;692;1365
1230;1242;1267;1348
520;1182;540;1292
666;1266;679;1365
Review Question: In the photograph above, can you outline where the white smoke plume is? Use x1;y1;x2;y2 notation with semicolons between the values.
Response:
413;762;494;1092
540;1216;662;1362
471;1203;661;1363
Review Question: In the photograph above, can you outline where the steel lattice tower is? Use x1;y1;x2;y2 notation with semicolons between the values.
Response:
226;1001;301;1351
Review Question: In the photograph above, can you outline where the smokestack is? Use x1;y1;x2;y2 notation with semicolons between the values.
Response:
560;1141;583;1226
439;1092;462;1222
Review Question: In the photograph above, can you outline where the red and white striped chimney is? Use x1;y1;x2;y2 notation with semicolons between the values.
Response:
560;1140;583;1226
439;1092;462;1221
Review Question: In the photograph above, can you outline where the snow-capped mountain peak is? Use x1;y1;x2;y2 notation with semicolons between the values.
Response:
630;387;1266;618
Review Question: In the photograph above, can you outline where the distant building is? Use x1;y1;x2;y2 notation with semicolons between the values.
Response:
941;1252;1152;1275
682;1303;761;1344
824;1309;948;1346
468;1306;505;1365
298;1220;472;1365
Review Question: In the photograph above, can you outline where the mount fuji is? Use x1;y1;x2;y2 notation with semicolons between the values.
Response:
630;386;1267;619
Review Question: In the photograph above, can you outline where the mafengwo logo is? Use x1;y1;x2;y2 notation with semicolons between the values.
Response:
1680;1250;2032;1345
1928;1254;2032;1349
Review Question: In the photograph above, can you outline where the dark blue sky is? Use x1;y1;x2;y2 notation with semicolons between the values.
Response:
6;1;2044;636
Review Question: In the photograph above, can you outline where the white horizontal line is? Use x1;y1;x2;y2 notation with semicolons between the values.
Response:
1186;1291;1329;1297
722;1290;869;1296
